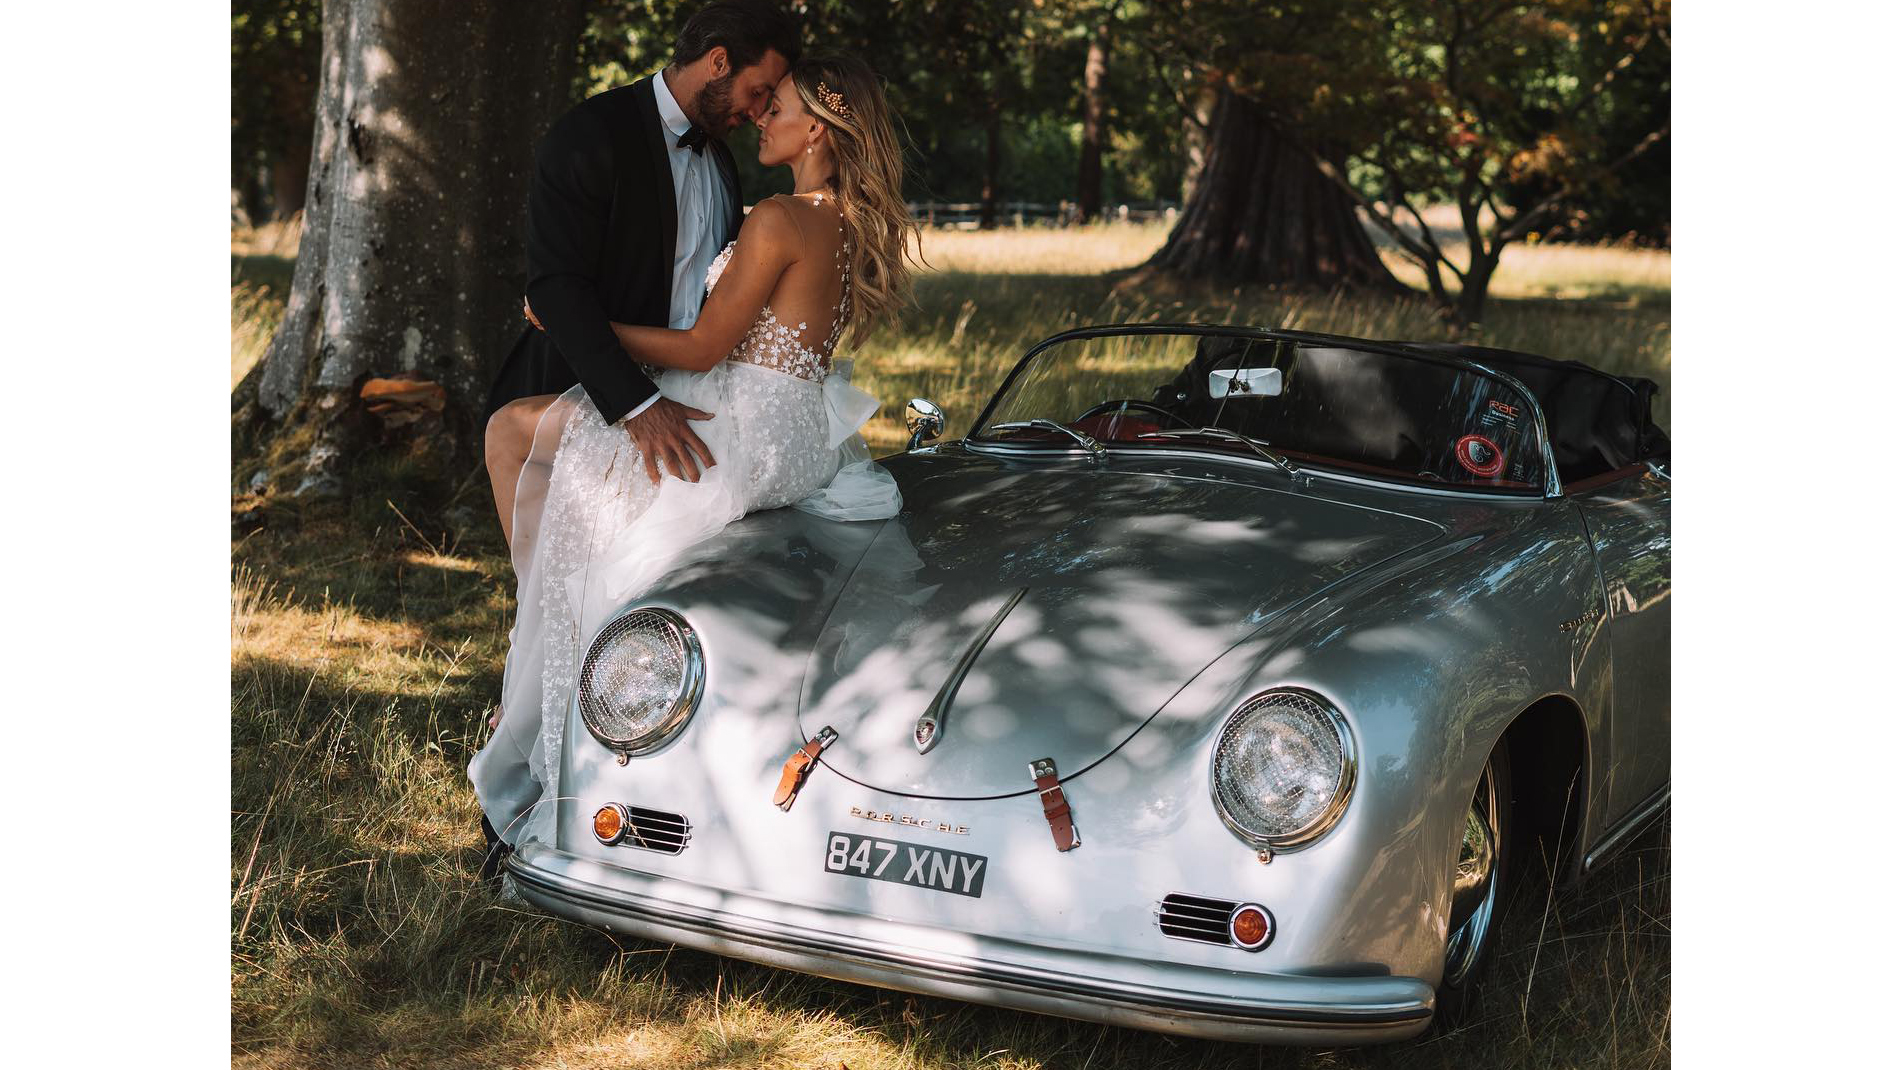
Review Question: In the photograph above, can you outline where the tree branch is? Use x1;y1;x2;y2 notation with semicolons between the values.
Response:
1374;145;1465;283
1306;149;1456;283
1140;41;1212;133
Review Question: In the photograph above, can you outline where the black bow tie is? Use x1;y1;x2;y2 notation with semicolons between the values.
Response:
676;125;709;154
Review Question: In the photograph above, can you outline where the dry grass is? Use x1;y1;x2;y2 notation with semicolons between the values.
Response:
232;222;1669;1068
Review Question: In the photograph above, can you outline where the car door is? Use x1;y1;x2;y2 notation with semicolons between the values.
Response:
1571;464;1671;822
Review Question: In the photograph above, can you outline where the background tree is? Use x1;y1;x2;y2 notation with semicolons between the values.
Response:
231;0;321;223
1143;0;1669;323
1334;0;1672;324
1137;2;1405;291
238;0;589;496
1503;6;1671;246
1076;17;1111;221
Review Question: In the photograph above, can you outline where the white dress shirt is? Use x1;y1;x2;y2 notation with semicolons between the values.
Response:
625;73;733;422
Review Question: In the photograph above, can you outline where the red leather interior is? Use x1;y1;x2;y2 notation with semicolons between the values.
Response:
1072;414;1162;441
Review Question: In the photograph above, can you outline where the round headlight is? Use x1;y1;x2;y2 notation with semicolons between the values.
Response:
1210;688;1355;849
577;608;704;757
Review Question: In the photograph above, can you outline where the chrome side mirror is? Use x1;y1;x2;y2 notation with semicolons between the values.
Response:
905;398;945;450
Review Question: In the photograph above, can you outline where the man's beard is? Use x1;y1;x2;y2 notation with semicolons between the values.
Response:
691;72;738;133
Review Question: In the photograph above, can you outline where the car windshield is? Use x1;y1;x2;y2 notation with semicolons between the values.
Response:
970;330;1550;492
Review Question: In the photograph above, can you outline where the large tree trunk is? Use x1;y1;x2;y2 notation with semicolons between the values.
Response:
242;0;586;497
1076;20;1109;223
1147;89;1401;291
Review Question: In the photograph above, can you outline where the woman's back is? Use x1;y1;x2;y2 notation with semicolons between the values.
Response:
714;192;852;384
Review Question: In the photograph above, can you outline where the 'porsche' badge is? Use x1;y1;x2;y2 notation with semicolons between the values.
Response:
914;721;936;747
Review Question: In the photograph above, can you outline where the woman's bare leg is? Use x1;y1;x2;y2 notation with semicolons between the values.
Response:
485;395;560;551
484;394;564;732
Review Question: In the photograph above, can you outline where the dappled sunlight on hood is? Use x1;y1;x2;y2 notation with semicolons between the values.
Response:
799;464;1444;798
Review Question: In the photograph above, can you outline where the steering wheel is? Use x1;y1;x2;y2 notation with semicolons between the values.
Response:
1074;400;1196;429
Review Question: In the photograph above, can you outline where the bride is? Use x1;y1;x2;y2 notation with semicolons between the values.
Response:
471;53;919;852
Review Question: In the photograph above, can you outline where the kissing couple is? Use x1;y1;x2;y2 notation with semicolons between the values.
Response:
470;0;918;869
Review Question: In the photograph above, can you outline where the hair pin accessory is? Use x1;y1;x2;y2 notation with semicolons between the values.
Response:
815;80;855;122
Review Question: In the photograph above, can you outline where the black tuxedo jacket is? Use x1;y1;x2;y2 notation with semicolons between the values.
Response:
486;76;744;423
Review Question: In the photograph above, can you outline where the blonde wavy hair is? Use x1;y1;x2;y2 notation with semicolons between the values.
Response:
791;53;920;347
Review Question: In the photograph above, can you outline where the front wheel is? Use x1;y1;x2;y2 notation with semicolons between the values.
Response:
1436;738;1512;1028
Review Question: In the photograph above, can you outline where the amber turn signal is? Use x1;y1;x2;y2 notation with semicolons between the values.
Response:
1229;904;1273;950
593;804;626;845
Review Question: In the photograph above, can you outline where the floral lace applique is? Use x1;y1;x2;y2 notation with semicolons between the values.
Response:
702;215;851;384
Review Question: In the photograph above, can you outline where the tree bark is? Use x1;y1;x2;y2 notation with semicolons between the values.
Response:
244;0;587;495
1147;89;1402;292
1076;20;1109;223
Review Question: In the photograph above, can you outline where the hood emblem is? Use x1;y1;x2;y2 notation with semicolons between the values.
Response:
915;586;1029;753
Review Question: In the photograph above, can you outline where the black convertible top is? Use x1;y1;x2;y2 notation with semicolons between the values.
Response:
1403;342;1669;484
1147;331;1668;487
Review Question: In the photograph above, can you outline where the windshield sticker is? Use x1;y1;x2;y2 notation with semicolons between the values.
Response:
1482;400;1521;428
1455;434;1507;478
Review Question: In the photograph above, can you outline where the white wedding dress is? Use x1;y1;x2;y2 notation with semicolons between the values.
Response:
470;227;902;847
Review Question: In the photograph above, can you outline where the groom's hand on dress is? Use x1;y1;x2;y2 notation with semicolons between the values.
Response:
627;399;717;483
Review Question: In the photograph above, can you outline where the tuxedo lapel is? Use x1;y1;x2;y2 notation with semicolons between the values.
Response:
712;141;743;242
631;75;678;295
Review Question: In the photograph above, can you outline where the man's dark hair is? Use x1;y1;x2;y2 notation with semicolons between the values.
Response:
672;1;802;72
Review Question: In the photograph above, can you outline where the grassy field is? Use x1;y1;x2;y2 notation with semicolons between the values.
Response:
231;222;1670;1069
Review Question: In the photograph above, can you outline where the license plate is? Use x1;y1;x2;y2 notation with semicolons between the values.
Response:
822;831;987;898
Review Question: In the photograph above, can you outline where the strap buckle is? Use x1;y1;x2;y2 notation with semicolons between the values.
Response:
1028;756;1080;852
773;726;837;811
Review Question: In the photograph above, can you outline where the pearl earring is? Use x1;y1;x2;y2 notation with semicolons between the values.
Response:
806;145;813;155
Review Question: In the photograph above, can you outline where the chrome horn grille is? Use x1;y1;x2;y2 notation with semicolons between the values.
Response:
612;805;692;854
1157;893;1238;945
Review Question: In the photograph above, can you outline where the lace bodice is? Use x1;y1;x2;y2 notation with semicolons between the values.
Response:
703;210;851;383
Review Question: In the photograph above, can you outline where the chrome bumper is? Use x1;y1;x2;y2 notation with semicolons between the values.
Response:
505;842;1435;1045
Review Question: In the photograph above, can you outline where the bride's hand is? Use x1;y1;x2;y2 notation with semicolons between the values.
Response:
522;296;543;331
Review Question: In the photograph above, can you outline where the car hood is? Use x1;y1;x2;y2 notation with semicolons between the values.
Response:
799;460;1444;799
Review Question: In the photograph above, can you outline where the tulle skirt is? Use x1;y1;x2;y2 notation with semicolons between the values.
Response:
469;359;901;845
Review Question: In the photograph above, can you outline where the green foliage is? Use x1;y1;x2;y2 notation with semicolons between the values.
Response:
231;0;320;221
228;0;1665;238
561;1;1187;208
1504;10;1671;245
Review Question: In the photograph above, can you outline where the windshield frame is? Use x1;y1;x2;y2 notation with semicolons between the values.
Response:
965;322;1566;499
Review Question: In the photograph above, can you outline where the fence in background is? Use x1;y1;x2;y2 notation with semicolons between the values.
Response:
906;201;1179;228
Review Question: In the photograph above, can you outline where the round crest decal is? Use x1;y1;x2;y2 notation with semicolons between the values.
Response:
1454;434;1506;478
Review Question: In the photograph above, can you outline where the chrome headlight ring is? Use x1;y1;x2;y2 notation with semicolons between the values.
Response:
577;607;705;761
1209;687;1357;851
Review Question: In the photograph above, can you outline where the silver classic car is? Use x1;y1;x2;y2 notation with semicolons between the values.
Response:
504;324;1671;1044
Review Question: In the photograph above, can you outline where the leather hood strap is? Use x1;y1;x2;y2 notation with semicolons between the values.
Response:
1030;757;1080;852
773;726;837;811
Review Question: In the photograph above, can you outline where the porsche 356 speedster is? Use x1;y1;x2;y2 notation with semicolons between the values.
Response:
503;323;1671;1044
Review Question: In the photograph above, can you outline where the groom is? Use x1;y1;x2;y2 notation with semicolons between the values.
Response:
485;0;801;479
476;0;801;874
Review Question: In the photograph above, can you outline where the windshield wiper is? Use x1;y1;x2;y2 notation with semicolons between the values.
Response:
1137;427;1305;482
984;419;1107;463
